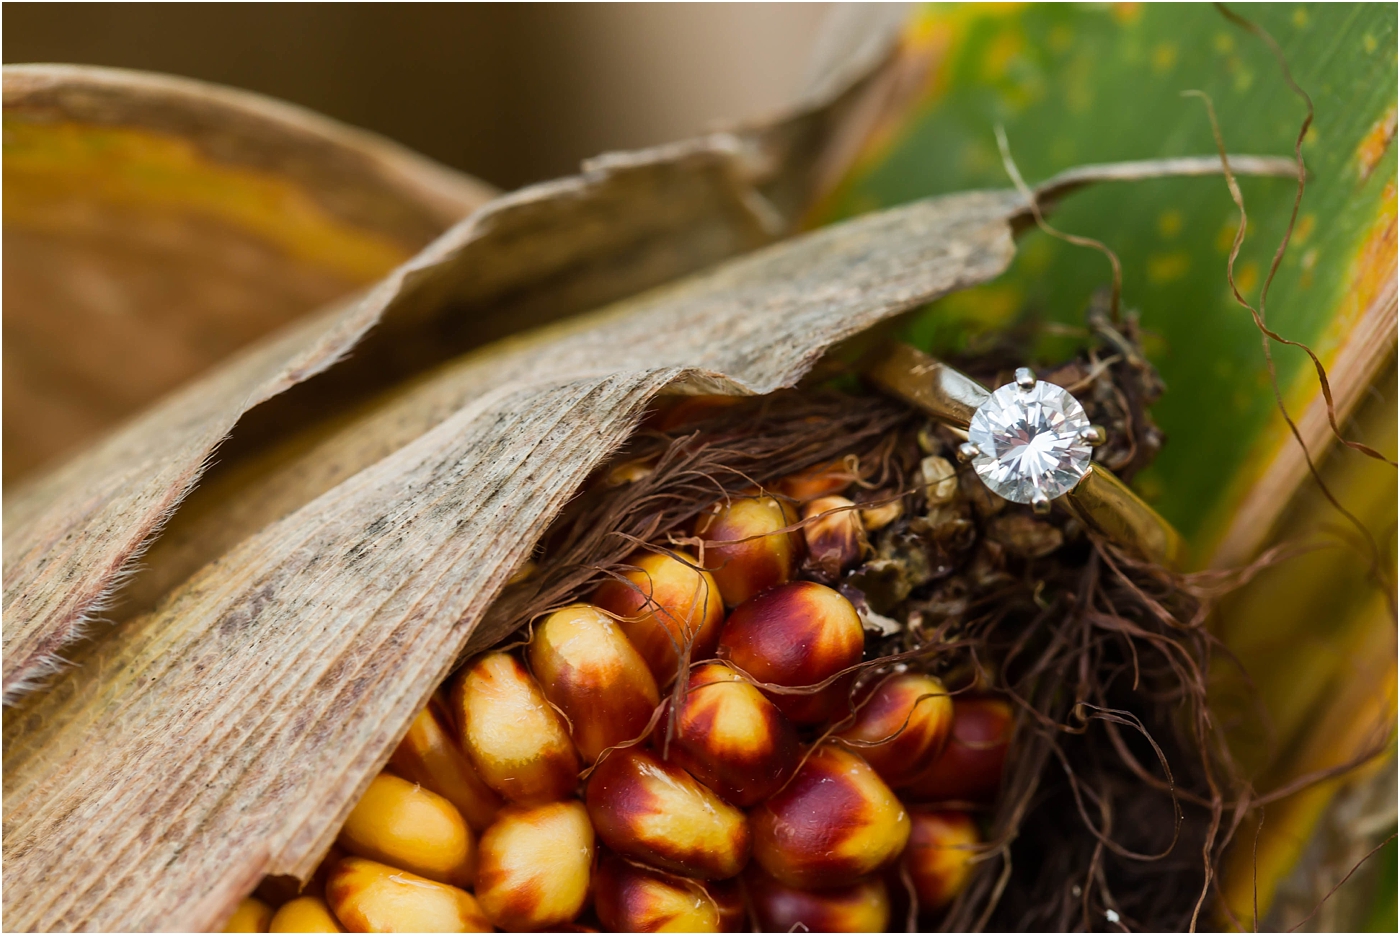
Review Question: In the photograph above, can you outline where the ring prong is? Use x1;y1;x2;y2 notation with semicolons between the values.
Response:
957;441;981;463
1080;424;1107;447
1015;367;1037;390
1031;490;1052;515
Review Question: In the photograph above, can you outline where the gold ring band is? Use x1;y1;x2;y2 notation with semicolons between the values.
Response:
869;343;1186;569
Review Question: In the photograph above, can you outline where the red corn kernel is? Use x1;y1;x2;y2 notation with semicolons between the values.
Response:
718;581;864;724
903;810;980;911
751;743;910;888
593;550;724;684
586;747;750;880
529;603;660;763
695;496;803;606
836;672;953;786
746;867;891;933
899;696;1012;804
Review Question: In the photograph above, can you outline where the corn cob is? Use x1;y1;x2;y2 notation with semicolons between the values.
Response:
235;413;1007;933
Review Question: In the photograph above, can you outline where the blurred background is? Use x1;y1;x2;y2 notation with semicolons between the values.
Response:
4;2;835;189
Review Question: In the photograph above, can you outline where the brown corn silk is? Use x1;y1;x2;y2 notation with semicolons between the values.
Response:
2;60;1303;933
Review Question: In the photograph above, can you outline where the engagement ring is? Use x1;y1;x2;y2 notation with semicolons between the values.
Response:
870;344;1186;568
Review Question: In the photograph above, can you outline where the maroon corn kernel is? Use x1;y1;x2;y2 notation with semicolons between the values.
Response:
586;747;750;880
751;743;910;888
718;581;864;724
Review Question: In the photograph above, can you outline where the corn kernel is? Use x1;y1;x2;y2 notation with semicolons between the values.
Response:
389;699;503;832
337;773;474;887
667;662;799;807
752;743;910;888
223;897;273;933
592;550;725;684
801;496;867;581
586;748;750;880
475;801;594;931
776;457;857;501
900;696;1012;803
904;810;980;911
594;852;731;933
268;895;344;933
453;652;580;804
920;456;959;506
746;868;890;933
326;857;491;933
706;878;746;932
694;496;802;606
528;603;661;762
859;499;903;532
718;581;864;724
836;672;953;786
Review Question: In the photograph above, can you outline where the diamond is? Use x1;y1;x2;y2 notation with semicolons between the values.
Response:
967;378;1092;504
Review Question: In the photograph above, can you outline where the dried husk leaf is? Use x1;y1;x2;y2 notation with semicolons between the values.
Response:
1;43;904;701
3;64;497;481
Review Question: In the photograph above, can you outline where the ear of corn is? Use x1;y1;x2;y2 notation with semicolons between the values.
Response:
242;460;1001;932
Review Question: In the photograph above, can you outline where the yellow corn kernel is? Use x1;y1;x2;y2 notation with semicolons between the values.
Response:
325;857;491;933
389;699;503;832
586;747;751;880
777;457;857;502
223;896;273;933
752;743;910;888
475;801;594;931
528;603;661;763
337;773;474;887
453;652;580;804
268;895;345;933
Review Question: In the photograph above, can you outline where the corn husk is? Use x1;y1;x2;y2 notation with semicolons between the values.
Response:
3;57;1303;933
3;64;496;482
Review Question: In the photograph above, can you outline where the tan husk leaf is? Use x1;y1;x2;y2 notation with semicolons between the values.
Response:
3;65;497;482
1;44;906;701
